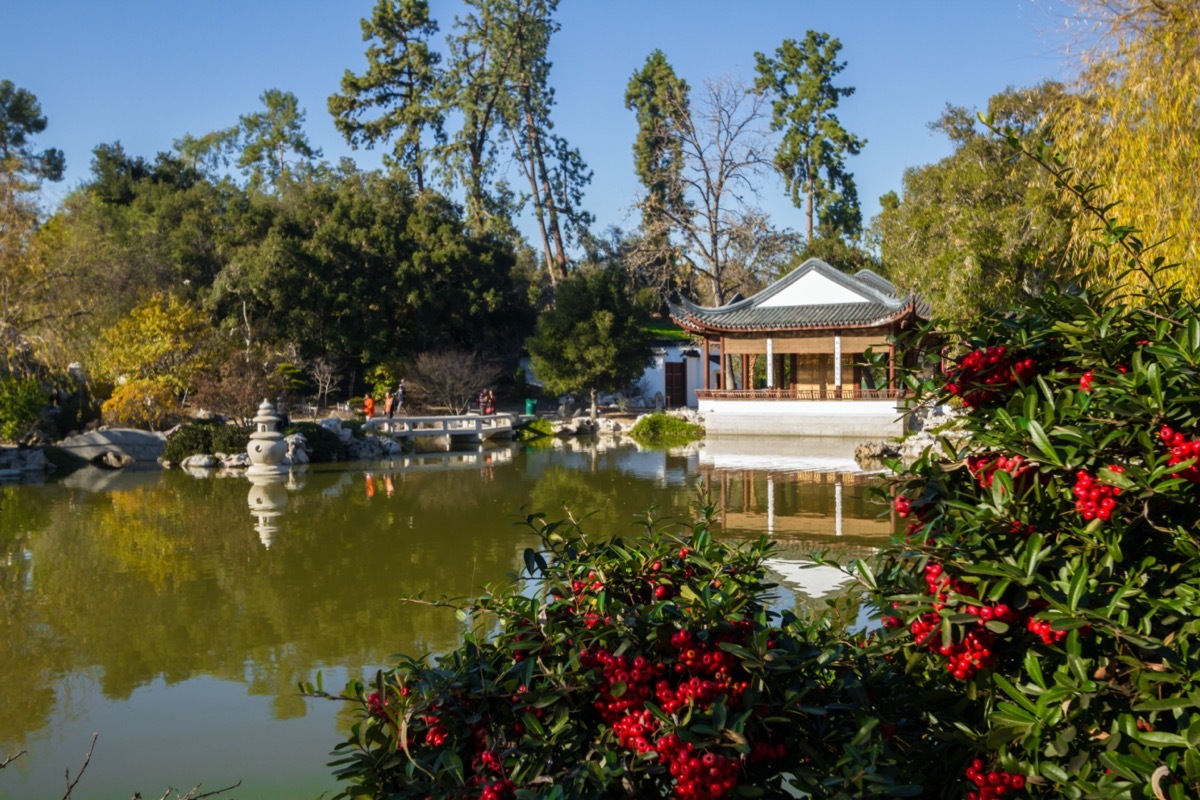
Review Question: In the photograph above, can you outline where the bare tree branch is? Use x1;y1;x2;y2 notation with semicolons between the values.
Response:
61;732;98;800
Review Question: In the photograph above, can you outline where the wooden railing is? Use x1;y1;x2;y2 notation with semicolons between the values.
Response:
695;388;910;401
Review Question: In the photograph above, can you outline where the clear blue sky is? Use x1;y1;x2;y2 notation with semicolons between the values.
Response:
4;0;1073;242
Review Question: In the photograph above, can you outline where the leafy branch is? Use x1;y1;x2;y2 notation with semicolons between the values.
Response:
980;112;1175;300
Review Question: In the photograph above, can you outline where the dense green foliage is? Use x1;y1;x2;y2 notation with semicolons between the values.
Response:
161;420;252;463
866;274;1200;798
876;84;1071;321
0;375;45;442
629;413;704;447
38;155;536;389
526;264;655;415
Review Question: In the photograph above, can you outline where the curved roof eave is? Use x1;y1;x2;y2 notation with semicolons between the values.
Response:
669;300;920;334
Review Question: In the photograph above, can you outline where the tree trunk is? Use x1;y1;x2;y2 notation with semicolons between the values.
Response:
806;171;814;243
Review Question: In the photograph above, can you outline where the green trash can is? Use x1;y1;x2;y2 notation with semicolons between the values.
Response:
524;398;537;415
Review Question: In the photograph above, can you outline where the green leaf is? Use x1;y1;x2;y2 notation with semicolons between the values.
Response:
1146;362;1164;411
1039;761;1069;784
992;675;1038;714
1136;730;1189;748
522;711;546;737
1027;420;1063;467
1024;650;1046;689
1067;564;1088;610
1132;697;1195;712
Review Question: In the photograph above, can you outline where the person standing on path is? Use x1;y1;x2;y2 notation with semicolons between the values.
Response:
385;391;395;419
363;394;375;419
396;379;406;411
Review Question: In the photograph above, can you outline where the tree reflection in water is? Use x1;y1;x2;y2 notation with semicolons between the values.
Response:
0;438;890;798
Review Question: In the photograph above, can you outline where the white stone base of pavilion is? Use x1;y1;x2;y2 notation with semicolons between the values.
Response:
698;399;906;438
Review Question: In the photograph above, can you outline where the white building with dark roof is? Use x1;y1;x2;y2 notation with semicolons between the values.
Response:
668;258;927;437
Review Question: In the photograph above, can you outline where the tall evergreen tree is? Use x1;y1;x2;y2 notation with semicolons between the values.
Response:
754;32;865;242
328;0;444;193
0;80;65;183
237;89;322;186
625;50;689;296
443;0;591;281
441;1;515;235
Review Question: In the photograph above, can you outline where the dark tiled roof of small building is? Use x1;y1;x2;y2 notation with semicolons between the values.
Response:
669;258;927;332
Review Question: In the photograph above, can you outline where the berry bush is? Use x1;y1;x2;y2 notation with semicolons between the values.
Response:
306;510;916;799
875;281;1200;799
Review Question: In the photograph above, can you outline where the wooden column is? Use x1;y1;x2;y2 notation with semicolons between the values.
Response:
703;338;711;390
833;334;843;399
888;341;897;394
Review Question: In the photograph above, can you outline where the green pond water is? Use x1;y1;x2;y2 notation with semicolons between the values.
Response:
0;436;893;800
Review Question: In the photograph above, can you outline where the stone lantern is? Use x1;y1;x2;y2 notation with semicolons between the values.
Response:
246;398;288;477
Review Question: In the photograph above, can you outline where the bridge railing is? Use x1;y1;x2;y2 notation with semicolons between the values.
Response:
365;413;515;437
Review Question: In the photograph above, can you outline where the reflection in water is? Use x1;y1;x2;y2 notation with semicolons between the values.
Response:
247;473;290;548
0;438;892;800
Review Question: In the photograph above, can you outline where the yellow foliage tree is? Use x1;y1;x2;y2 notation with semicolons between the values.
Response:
1053;0;1200;293
97;292;216;396
100;378;180;429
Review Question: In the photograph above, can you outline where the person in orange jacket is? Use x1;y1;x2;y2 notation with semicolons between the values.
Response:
363;394;375;418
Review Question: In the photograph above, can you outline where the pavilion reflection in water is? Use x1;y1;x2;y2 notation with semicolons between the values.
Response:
697;436;895;548
695;437;896;606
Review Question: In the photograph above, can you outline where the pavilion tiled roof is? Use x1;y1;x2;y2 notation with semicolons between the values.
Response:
668;258;928;333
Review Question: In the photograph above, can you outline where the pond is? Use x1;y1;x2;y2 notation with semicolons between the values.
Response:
0;435;894;800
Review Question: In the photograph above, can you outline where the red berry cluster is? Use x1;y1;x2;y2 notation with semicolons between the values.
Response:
577;623;768;799
1007;520;1036;537
897;562;1085;677
907;563;999;680
944;346;1036;409
1160;425;1200;482
420;713;449;747
965;759;1026;800
966;453;1034;490
478;778;516;800
1078;370;1095;392
656;734;740;800
366;684;410;721
1026;616;1066;645
1072;467;1123;522
894;495;913;518
581;649;667;726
